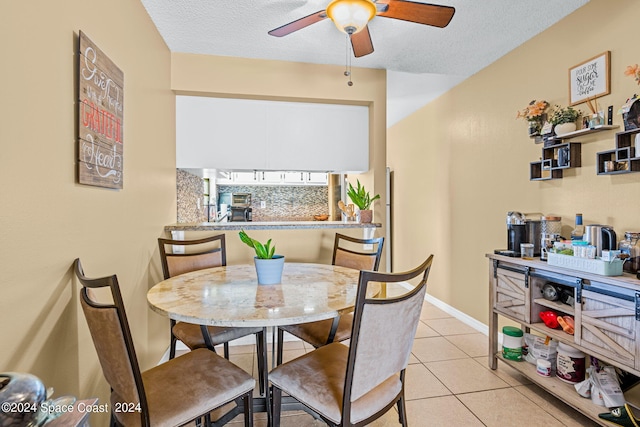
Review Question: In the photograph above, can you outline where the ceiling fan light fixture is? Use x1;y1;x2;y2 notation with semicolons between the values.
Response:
326;0;376;35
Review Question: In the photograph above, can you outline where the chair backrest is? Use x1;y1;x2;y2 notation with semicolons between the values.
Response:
332;233;384;272
344;255;434;407
74;258;149;426
158;234;226;279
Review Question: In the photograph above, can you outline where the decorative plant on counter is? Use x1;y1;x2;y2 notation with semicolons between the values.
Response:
347;180;380;210
239;229;277;259
346;179;380;224
549;105;581;125
516;99;549;136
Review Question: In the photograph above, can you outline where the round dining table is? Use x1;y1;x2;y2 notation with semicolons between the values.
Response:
147;262;378;426
146;262;373;327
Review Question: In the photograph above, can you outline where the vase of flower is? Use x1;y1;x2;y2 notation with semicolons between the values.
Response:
528;120;542;136
517;100;549;138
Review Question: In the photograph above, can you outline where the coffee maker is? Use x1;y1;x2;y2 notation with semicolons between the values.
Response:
507;212;527;255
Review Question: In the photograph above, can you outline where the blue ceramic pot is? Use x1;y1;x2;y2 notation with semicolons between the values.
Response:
254;255;285;285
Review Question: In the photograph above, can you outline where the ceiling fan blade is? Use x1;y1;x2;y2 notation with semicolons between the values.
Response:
268;10;328;37
351;26;374;58
376;1;455;28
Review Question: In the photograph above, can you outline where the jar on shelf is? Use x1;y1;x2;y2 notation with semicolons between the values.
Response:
541;215;562;236
619;231;640;273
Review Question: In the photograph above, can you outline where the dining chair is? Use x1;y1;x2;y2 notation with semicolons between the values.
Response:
75;258;255;427
276;233;384;364
158;234;266;394
269;254;434;427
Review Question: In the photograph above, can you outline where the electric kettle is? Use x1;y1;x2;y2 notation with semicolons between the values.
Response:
583;225;617;258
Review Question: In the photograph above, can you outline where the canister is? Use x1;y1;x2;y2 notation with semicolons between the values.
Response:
536;359;552;377
556;342;585;384
502;326;524;361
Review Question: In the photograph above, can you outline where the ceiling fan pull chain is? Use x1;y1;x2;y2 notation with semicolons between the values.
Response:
344;34;353;86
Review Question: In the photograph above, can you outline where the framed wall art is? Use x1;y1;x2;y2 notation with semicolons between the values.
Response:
77;31;124;189
568;51;610;106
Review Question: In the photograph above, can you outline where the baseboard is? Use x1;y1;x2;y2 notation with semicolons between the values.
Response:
423;293;489;336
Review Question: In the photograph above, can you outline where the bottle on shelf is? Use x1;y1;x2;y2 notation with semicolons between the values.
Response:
571;213;584;241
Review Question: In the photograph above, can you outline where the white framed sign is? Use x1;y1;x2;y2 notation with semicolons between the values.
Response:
569;51;610;106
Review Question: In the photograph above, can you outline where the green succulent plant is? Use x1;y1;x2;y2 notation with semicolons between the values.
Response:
239;230;276;259
347;179;380;210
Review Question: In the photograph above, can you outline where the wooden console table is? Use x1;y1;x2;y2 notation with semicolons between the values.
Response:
488;254;640;425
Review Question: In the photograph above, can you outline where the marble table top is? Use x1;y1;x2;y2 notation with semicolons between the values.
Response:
147;263;378;327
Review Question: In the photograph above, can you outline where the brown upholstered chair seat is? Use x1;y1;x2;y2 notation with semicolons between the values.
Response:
269;343;401;425
112;348;255;426
279;313;353;348
172;323;264;351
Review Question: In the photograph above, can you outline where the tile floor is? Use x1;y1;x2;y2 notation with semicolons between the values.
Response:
199;297;602;427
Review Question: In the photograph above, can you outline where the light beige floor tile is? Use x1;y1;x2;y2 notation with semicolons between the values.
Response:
279;338;306;351
405;395;484;426
425;317;479;336
407;353;420;365
420;303;453;320
404;363;452;400
228;353;256;377
227;343;258;355
425;358;510;394
473;356;532;387
445;333;489;357
414;320;439;338
411;336;468;363
514;384;601;426
457;388;568;427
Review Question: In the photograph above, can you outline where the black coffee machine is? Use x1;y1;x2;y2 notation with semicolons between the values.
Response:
495;211;528;257
507;211;528;255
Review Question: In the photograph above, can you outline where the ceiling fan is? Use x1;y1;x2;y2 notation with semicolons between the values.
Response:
268;0;455;58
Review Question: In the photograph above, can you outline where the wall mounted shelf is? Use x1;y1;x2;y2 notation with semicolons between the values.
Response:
546;124;619;143
530;142;581;180
596;128;640;175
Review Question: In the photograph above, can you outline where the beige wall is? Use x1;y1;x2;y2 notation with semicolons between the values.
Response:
0;0;175;423
388;0;640;324
170;53;388;267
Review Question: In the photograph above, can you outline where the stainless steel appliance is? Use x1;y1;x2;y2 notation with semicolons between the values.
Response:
525;219;542;256
229;207;252;222
584;225;617;258
231;193;251;207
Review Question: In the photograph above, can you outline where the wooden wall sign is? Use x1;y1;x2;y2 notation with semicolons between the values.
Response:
568;51;610;107
77;31;124;189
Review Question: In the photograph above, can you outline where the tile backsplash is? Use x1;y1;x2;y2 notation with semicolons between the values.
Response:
218;185;329;221
176;169;207;223
175;169;330;223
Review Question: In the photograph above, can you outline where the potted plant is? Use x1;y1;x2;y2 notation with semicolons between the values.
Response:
346;179;380;223
516;99;549;137
239;230;284;285
549;105;581;136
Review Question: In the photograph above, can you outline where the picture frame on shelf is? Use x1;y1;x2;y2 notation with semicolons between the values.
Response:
568;51;610;106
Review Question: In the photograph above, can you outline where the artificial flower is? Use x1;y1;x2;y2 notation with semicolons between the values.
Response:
516;99;549;121
625;64;640;85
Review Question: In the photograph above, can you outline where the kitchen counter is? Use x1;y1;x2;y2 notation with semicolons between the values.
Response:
165;221;381;232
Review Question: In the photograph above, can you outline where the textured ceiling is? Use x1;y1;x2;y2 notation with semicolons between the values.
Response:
140;0;590;125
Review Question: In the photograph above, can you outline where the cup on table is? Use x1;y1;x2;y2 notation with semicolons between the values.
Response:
520;243;534;259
